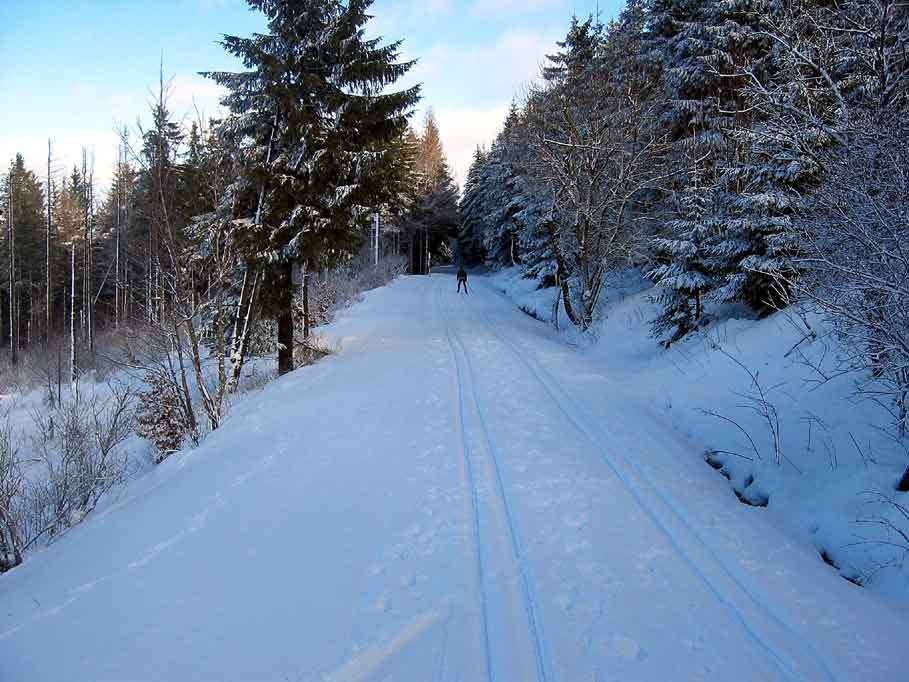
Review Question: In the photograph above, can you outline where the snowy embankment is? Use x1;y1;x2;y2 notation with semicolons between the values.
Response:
491;266;909;602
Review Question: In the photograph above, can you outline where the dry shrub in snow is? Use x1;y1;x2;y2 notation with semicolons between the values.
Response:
29;384;135;537
306;252;407;330
294;336;334;368
136;372;192;463
0;418;24;571
0;383;139;568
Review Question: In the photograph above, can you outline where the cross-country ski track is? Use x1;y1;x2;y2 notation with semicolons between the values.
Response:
1;271;906;681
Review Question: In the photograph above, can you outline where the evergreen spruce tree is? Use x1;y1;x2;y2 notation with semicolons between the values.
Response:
543;14;602;83
642;0;718;146
205;0;419;374
509;120;551;282
644;0;794;330
95;157;139;325
480;104;525;268
2;155;46;352
705;0;812;313
131;88;186;323
455;146;489;265
649;164;716;344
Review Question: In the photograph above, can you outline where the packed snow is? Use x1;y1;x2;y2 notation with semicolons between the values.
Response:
1;271;906;681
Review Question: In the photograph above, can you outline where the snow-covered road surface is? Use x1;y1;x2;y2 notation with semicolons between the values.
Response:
1;272;905;681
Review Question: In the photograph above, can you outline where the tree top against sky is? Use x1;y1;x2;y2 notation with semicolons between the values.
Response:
1;0;619;190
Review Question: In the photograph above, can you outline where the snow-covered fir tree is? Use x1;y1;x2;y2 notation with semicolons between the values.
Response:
480;104;526;268
205;0;419;374
456;146;489;265
648;164;716;344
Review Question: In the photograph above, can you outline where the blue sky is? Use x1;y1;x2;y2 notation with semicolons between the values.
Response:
1;0;621;190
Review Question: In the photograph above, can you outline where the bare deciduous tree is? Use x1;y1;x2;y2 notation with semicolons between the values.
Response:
523;13;669;330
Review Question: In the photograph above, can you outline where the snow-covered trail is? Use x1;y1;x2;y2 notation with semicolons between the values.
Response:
1;273;906;681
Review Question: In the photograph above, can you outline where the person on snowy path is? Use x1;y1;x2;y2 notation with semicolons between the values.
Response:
457;267;469;294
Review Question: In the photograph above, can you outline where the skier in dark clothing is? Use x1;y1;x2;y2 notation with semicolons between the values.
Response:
457;267;469;294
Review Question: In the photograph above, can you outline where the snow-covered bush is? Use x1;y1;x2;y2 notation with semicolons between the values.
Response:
799;120;909;438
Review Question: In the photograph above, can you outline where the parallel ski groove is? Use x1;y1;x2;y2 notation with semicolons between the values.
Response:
435;283;494;682
439;281;550;682
468;279;839;682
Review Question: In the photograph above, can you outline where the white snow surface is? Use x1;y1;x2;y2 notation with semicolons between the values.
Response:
1;271;906;681
491;266;909;602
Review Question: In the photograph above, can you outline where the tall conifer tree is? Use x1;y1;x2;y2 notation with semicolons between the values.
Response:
206;0;419;374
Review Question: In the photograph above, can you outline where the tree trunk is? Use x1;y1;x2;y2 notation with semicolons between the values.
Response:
70;243;77;389
302;262;311;341
0;504;23;571
545;220;581;328
552;273;562;331
227;269;260;393
146;234;153;324
276;261;294;376
115;146;121;330
8;169;17;366
171;319;197;441
46;139;52;344
185;315;219;431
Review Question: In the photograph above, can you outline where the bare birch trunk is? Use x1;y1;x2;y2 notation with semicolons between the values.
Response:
115;146;121;330
46;139;52;344
302;262;311;340
227;270;260;394
8;169;16;366
87;155;94;355
70;242;77;389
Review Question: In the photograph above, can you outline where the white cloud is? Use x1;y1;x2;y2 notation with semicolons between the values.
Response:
411;27;559;106
406;26;564;186
469;0;564;18
369;0;453;40
434;103;510;187
169;73;227;124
